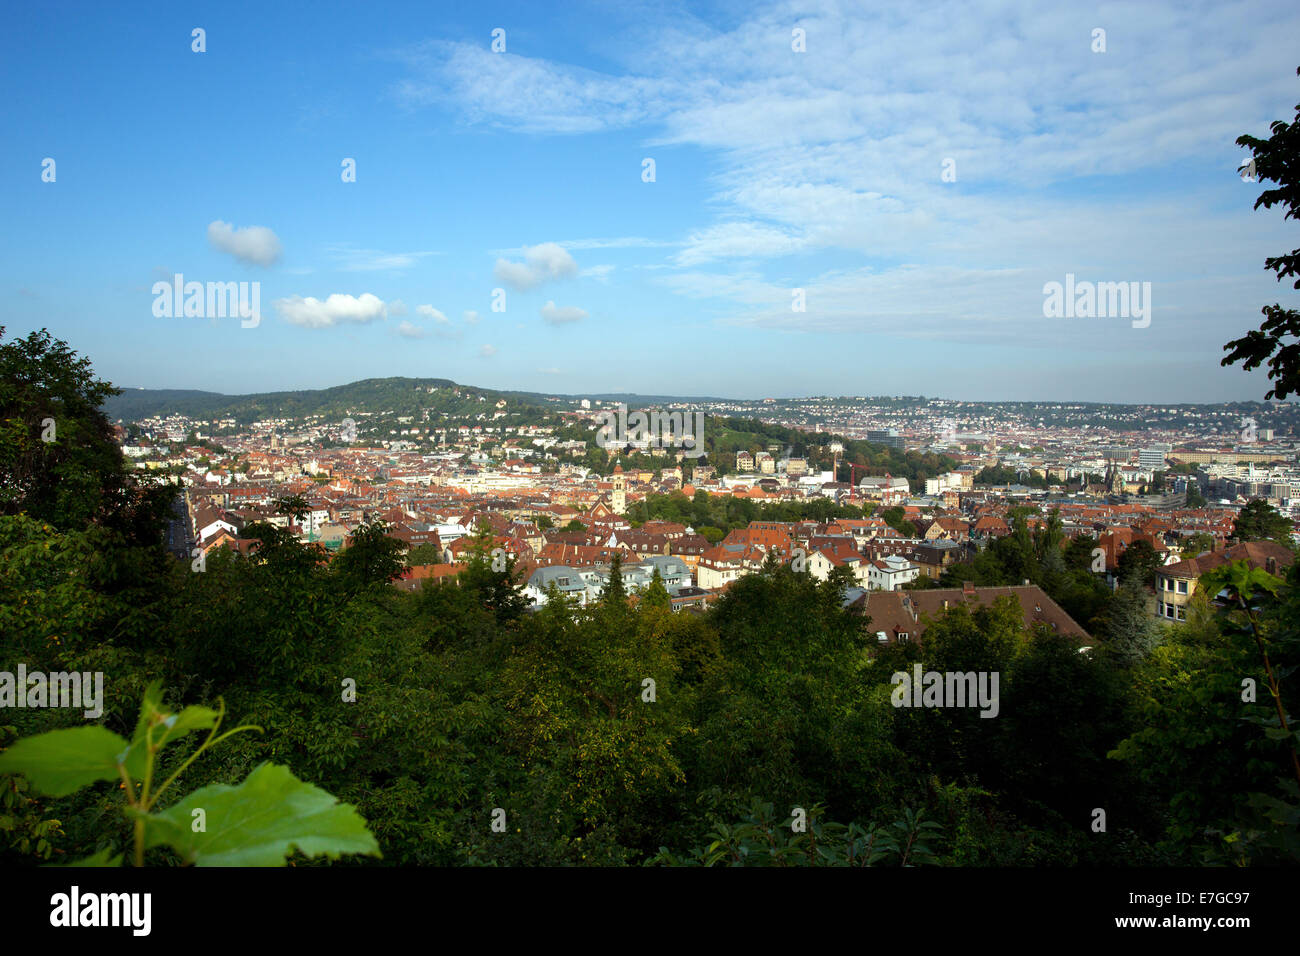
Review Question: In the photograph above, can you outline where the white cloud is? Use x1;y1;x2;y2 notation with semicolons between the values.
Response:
393;40;671;134
326;245;439;271
579;264;615;282
493;242;578;291
675;222;807;266
540;301;588;324
538;367;564;375
396;321;426;338
207;221;281;267
274;293;388;329
388;299;409;316
479;344;498;357
463;310;480;325
415;304;449;323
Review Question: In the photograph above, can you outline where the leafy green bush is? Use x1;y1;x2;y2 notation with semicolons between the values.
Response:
0;682;379;866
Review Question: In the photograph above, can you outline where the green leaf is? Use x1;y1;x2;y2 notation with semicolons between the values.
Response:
0;726;129;797
131;681;219;749
141;762;381;866
120;682;220;777
49;846;123;867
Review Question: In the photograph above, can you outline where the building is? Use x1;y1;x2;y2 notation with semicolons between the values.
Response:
1139;445;1170;471
848;582;1090;647
524;565;601;607
611;464;627;514
867;428;905;450
867;554;920;590
1154;540;1294;622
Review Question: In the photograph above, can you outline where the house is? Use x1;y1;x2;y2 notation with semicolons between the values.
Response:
393;563;464;592
971;515;1010;539
669;533;711;572
193;505;238;544
668;586;714;613
867;554;920;590
639;554;693;592
524;565;602;607
848;581;1090;647
804;537;868;585
910;539;968;579
1154;540;1294;622
697;543;769;588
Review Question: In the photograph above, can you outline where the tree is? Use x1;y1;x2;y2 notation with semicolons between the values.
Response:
334;520;407;589
405;542;442;565
0;327;173;539
457;522;528;623
1233;499;1294;543
1222;66;1300;399
601;554;627;607
642;568;671;612
1095;582;1163;667
1117;540;1161;588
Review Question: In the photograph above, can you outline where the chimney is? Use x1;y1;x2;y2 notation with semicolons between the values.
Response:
962;580;975;597
1023;578;1030;586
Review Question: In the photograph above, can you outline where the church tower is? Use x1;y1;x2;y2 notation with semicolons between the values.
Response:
611;462;627;514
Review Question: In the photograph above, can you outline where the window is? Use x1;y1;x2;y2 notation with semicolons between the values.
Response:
898;633;910;642
557;577;569;587
1177;580;1188;594
1176;607;1185;621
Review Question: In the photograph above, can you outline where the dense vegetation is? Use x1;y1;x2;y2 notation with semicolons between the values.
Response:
2;327;1298;866
102;376;552;426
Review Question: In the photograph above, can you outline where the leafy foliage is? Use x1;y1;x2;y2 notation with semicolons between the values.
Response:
1222;66;1300;399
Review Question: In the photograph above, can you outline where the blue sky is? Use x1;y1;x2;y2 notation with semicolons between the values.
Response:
4;0;1300;402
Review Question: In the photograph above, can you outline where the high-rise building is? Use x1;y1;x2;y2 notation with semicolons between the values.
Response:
867;428;905;450
1139;447;1167;470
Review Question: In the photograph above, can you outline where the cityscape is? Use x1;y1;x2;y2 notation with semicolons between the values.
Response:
121;384;1300;631
3;0;1299;936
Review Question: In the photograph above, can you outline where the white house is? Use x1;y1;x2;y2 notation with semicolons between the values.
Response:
867;554;920;590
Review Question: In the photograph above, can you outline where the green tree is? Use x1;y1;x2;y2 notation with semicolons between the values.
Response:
642;568;671;612
602;554;628;607
0;327;174;541
1222;66;1300;399
1233;499;1295;543
334;520;407;590
1117;539;1161;587
1095;582;1163;667
405;542;442;565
